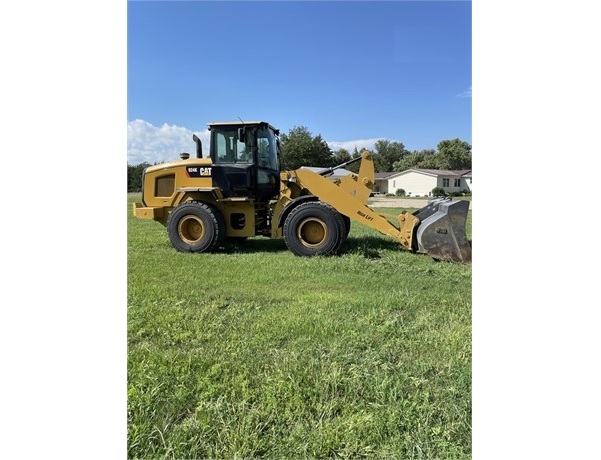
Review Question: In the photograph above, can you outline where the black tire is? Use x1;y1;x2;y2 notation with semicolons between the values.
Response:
283;201;345;256
166;201;225;253
341;214;351;239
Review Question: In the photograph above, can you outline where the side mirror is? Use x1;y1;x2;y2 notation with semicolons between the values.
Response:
237;127;246;143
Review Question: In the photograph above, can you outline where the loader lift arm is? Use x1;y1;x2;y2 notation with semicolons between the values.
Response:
287;168;419;250
282;151;471;263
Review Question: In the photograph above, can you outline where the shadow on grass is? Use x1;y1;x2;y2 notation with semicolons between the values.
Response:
219;235;402;258
341;235;403;259
343;236;473;262
219;237;289;254
161;234;471;262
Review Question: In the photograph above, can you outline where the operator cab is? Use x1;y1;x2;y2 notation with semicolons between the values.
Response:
208;121;280;200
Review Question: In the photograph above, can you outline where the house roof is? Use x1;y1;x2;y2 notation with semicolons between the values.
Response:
374;172;396;180
414;168;471;177
376;169;472;179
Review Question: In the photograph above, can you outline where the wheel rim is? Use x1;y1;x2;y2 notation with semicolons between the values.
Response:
178;215;205;244
297;217;327;247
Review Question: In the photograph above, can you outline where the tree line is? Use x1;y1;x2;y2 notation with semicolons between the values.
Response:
127;126;471;192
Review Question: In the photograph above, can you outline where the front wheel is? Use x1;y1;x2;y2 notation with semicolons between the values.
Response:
166;201;225;253
341;214;351;239
283;201;345;256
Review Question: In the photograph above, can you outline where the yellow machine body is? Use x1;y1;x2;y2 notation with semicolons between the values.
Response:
133;121;471;262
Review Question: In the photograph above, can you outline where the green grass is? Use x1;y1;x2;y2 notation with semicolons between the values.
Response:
128;194;472;459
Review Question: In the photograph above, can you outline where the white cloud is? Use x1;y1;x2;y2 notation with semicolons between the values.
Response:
127;119;210;165
457;86;472;98
327;138;382;153
127;119;399;164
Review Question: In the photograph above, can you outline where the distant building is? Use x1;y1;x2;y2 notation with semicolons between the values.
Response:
373;169;472;197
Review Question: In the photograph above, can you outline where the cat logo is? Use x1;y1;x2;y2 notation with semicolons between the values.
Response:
186;167;212;178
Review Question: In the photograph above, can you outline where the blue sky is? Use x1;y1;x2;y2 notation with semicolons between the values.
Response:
127;0;472;165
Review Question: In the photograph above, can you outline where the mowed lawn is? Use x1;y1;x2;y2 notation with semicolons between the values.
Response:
127;194;472;459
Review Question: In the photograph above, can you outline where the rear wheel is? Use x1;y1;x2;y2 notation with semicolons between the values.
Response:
167;201;225;253
283;201;345;256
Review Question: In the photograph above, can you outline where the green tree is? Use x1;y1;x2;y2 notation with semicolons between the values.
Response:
393;149;441;171
279;126;335;170
436;139;472;170
332;148;352;165
392;139;472;172
345;147;363;174
128;162;151;192
373;139;408;172
346;147;373;174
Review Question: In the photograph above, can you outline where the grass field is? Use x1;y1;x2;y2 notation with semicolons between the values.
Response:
127;194;472;459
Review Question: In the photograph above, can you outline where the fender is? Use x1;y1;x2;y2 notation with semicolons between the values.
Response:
276;195;318;228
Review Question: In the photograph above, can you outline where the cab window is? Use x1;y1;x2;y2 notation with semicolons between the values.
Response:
213;130;250;164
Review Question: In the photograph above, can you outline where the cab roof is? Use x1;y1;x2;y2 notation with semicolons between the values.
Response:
207;120;279;134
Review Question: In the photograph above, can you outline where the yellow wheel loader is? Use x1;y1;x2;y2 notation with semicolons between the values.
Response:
132;121;471;263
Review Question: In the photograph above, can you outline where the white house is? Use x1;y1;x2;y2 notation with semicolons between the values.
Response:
373;169;472;197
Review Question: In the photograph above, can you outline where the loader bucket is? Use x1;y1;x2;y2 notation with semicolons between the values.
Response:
413;198;471;263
